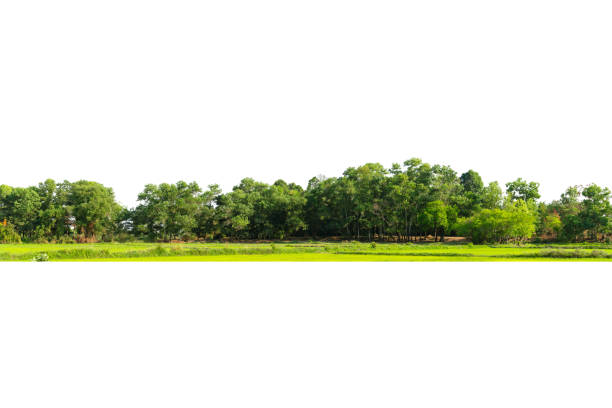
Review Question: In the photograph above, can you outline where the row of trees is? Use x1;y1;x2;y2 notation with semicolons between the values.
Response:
1;159;610;243
0;180;121;243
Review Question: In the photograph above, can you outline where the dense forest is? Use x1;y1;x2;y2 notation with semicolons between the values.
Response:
0;158;610;244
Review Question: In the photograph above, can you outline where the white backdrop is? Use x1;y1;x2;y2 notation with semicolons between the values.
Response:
1;263;612;408
1;1;611;406
1;0;611;207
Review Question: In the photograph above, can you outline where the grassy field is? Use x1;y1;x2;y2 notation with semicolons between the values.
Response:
1;241;611;262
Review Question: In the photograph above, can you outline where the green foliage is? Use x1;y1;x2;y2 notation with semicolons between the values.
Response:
0;223;22;244
549;184;611;242
0;242;609;262
68;180;120;239
506;178;541;202
134;181;204;241
539;213;562;238
533;249;612;259
5;187;42;239
32;253;49;262
55;236;76;244
418;200;448;241
580;184;611;240
481;181;503;210
460;170;484;194
217;178;306;240
458;200;537;244
0;159;608;244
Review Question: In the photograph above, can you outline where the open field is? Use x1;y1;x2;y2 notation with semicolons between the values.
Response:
1;242;612;262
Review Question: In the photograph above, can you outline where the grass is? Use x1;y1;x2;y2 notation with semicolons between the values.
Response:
1;241;611;262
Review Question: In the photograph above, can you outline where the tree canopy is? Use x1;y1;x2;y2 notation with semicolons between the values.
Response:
0;159;609;244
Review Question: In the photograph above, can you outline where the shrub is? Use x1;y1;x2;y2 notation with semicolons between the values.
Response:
0;223;21;244
456;201;537;244
32;253;49;262
56;236;76;244
536;249;612;259
181;232;197;242
115;232;135;243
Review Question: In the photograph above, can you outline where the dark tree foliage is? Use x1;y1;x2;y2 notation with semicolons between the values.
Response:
0;180;119;243
0;160;609;243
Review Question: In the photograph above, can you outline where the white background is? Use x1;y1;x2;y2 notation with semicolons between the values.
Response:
1;0;611;206
1;263;612;408
1;1;611;406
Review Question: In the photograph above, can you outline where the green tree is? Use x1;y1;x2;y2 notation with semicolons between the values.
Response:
135;181;202;241
458;200;536;244
506;178;540;202
579;184;611;240
387;170;416;241
481;181;503;209
195;184;222;239
460;170;484;194
34;179;71;240
506;200;537;243
458;170;484;216
68;181;120;240
418;200;448;242
4;187;41;240
552;186;583;241
0;222;22;243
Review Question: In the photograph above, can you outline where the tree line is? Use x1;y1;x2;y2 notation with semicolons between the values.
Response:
0;158;610;244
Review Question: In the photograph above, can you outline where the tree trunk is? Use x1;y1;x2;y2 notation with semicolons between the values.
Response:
407;217;413;243
404;213;408;242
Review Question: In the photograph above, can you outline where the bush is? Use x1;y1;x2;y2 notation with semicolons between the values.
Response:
56;235;76;244
32;253;49;262
181;232;197;242
536;249;612;259
115;232;136;243
0;223;21;244
456;202;537;244
370;242;377;249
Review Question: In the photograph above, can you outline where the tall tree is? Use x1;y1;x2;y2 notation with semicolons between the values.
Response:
68;181;120;240
135;181;202;241
481;181;503;210
418;200;448;242
579;184;611;240
506;178;541;202
4;187;41;240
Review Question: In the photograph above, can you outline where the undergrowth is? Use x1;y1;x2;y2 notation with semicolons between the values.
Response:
0;243;610;261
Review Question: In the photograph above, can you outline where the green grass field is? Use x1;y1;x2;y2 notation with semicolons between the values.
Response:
1;241;611;262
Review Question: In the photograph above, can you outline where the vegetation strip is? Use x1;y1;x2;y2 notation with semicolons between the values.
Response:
0;158;610;249
0;243;609;261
